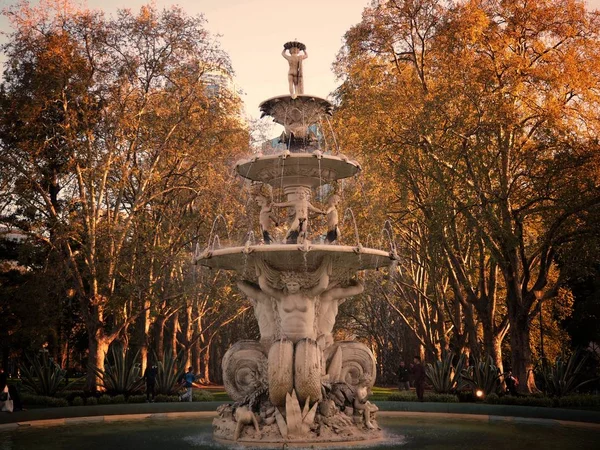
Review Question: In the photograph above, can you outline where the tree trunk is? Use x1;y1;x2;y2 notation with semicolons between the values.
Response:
481;315;504;372
85;330;110;392
183;303;193;367
192;338;201;376
202;342;211;383
491;334;504;374
170;312;179;356
137;298;151;373
509;311;537;393
154;315;166;357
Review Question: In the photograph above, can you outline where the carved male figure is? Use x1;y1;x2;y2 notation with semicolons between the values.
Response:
316;279;364;350
236;280;277;350
324;194;342;244
246;258;332;406
282;43;308;99
273;190;324;244
255;195;278;245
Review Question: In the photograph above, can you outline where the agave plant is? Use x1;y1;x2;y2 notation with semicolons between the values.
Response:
542;351;597;397
461;356;501;396
91;346;144;395
154;349;186;395
20;352;71;396
425;352;466;394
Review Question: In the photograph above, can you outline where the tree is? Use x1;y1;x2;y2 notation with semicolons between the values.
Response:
333;0;600;391
0;0;248;390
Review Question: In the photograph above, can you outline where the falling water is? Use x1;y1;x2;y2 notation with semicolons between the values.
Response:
365;234;375;249
211;235;221;250
318;116;329;152
324;116;340;154
207;215;230;249
341;207;361;247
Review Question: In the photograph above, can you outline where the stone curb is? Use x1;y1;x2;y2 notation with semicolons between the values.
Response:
1;401;599;431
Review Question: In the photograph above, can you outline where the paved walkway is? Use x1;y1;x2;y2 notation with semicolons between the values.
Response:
1;401;599;431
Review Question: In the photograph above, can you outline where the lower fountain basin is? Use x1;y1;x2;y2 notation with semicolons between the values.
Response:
2;412;597;450
194;244;397;275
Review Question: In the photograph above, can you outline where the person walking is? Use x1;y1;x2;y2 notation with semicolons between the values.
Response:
144;364;158;402
411;356;426;402
397;361;410;391
179;367;196;402
504;369;519;396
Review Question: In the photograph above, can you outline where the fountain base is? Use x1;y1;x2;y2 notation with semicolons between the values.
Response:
213;414;383;448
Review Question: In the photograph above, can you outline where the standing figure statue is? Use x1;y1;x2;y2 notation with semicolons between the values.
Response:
256;195;278;245
273;190;324;244
324;194;342;244
282;41;308;99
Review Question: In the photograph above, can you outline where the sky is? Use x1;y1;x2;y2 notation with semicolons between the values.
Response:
0;0;370;121
1;0;600;122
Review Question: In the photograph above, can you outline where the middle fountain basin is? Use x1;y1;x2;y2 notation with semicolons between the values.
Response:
195;244;396;275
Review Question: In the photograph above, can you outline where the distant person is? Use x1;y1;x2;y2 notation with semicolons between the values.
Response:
144;364;158;402
0;367;23;412
411;356;426;402
397;361;410;391
504;369;519;396
179;366;196;402
0;368;6;392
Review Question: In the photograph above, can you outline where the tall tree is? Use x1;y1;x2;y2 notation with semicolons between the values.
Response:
333;0;600;391
0;0;248;389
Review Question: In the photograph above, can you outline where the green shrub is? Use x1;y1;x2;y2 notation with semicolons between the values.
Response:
111;394;126;404
155;394;179;403
98;394;112;404
21;393;69;407
72;396;85;406
557;394;600;408
499;395;554;407
127;395;147;404
387;390;458;402
485;393;500;404
426;353;466;394
193;390;214;402
87;397;98;405
461;356;502;396
542;351;598;397
154;349;186;395
20;352;74;396
58;390;86;401
91;346;144;396
388;390;418;401
423;393;459;403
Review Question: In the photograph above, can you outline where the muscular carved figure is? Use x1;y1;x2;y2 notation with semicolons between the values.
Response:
256;195;278;245
324;194;341;244
273;190;324;244
254;258;331;406
236;280;276;350
316;279;364;350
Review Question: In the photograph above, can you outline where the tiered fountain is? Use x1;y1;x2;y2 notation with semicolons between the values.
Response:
194;41;397;447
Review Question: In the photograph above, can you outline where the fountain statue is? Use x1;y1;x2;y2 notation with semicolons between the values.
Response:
194;41;398;447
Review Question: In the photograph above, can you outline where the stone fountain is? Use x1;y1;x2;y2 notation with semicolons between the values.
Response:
194;41;397;447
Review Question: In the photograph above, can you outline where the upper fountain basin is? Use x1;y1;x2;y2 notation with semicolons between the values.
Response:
194;243;397;275
236;151;361;188
259;94;333;126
